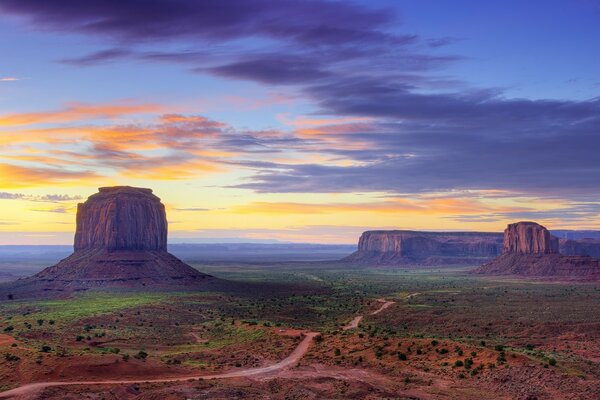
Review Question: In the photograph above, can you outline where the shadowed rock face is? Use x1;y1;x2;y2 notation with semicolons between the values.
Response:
503;222;558;254
474;221;600;280
345;230;503;265
0;186;215;299
74;186;167;251
560;238;600;258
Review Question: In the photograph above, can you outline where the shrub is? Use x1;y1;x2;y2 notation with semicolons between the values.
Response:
439;348;448;354
135;350;148;359
334;348;341;356
398;352;407;361
431;340;438;346
548;358;557;366
494;344;505;352
416;348;422;355
37;319;44;326
3;326;14;333
40;345;52;353
4;353;20;362
76;335;84;342
454;360;464;367
464;358;473;369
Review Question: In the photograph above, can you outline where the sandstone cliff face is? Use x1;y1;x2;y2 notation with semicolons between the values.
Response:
74;186;167;252
346;230;503;265
2;186;214;298
503;222;558;254
474;221;600;280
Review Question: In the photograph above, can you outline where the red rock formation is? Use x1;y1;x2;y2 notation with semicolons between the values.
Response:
345;230;503;265
74;186;167;251
474;221;600;280
503;221;558;254
2;186;215;297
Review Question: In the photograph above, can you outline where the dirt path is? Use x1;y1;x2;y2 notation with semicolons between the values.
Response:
342;298;395;330
370;298;395;315
342;315;363;330
0;332;319;399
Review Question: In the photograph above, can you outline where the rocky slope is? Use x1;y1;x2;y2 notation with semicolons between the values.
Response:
344;230;503;265
0;186;216;299
474;221;600;279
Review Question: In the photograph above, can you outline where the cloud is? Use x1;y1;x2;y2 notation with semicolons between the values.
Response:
0;101;162;126
0;163;98;189
0;192;25;199
0;192;81;202
0;77;20;82
31;206;70;213
0;0;395;45
1;0;599;205
59;48;132;66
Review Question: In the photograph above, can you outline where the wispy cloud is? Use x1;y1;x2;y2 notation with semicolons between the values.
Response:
0;77;20;82
0;192;81;202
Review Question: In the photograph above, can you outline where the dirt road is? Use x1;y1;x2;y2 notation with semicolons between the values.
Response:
342;298;395;330
342;315;363;330
370;298;395;315
0;332;319;399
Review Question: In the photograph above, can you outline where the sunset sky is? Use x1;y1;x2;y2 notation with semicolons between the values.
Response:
1;0;599;244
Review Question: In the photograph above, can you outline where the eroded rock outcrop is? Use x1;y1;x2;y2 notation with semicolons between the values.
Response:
74;186;167;251
474;221;600;280
345;230;503;265
2;186;215;298
503;221;559;254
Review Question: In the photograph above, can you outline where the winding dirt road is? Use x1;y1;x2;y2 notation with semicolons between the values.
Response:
0;333;319;399
342;298;395;330
370;298;395;315
1;298;397;399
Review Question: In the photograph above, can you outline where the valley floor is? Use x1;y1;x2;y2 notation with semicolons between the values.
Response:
0;263;598;399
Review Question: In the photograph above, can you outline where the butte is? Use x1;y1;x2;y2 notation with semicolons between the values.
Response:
0;186;217;299
473;221;600;280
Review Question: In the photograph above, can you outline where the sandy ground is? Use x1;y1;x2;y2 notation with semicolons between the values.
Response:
0;333;319;399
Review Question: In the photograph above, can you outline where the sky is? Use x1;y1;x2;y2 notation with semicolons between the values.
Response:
0;0;599;245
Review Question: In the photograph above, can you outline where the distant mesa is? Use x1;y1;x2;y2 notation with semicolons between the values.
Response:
1;186;215;299
344;230;503;266
474;221;600;280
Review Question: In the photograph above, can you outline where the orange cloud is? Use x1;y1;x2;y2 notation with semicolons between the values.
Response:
0;101;162;127
231;197;525;216
0;163;99;189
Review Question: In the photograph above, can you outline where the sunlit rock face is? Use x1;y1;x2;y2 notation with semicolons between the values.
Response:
503;221;558;254
74;186;167;252
345;230;503;265
474;221;600;280
0;186;215;299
